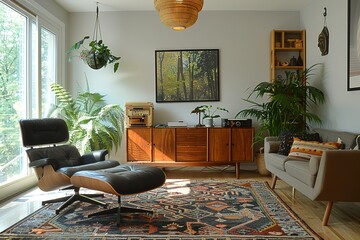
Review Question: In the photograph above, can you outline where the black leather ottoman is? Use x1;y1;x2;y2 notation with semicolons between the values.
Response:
70;164;166;226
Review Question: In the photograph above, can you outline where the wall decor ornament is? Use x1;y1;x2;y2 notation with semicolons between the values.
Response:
348;0;360;90
318;7;329;56
68;4;120;73
154;0;204;30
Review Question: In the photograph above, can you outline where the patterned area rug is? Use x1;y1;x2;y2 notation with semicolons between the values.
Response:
1;180;321;239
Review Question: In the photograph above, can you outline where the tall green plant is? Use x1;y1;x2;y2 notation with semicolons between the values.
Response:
49;82;124;155
236;64;325;142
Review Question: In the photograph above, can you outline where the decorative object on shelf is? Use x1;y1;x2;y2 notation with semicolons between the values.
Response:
68;4;120;73
193;105;229;127
236;64;325;143
297;52;304;66
191;106;205;127
289;56;297;66
154;0;204;30
281;61;289;66
287;39;295;48
155;49;220;102
295;39;303;48
318;7;329;56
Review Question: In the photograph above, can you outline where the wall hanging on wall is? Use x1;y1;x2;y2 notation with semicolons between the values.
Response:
155;49;220;102
68;3;121;73
318;7;329;56
154;0;204;30
348;0;360;91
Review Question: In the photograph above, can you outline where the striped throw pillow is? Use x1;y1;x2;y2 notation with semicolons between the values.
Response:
288;137;341;160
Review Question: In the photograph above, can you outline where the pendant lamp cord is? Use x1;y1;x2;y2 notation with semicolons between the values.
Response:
92;2;102;41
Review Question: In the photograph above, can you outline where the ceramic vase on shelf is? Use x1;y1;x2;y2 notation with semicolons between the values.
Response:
297;53;303;66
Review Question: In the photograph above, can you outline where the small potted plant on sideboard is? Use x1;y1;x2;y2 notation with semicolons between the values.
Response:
192;105;229;127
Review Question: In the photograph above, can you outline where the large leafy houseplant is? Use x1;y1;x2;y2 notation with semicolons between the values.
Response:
49;82;124;155
236;64;325;142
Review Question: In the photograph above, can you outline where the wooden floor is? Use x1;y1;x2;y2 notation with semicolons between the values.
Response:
164;168;360;240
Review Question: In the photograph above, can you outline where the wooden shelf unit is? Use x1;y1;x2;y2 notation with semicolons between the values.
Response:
270;30;306;81
126;127;254;178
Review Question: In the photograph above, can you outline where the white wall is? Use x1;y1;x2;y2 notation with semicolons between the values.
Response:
301;0;360;133
68;10;300;161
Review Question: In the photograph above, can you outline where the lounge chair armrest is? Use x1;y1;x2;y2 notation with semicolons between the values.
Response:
81;149;109;164
29;158;55;168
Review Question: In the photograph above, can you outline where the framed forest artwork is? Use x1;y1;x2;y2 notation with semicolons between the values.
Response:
348;0;360;90
155;49;220;102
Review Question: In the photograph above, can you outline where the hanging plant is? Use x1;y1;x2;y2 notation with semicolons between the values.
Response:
68;5;121;73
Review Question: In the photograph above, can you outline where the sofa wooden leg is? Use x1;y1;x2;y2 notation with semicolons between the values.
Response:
322;201;333;226
292;187;296;198
270;175;277;189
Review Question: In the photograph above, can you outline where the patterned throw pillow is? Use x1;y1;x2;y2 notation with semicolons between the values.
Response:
278;132;321;156
288;137;341;160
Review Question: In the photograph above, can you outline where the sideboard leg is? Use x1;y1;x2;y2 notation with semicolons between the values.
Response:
236;163;240;179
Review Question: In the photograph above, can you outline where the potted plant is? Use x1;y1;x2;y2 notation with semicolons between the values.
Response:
68;36;121;73
190;106;205;127
236;64;325;143
192;105;229;127
48;81;124;155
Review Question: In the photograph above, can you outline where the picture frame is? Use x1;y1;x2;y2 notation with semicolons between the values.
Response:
155;49;220;102
348;0;360;91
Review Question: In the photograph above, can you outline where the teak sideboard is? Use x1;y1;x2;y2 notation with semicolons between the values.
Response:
126;127;254;178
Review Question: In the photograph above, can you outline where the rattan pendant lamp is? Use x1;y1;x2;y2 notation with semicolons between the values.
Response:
154;0;204;30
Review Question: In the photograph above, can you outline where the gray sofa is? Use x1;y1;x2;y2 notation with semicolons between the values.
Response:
264;128;360;225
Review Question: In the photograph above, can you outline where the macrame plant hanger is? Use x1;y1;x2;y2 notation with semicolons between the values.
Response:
92;3;103;43
85;2;108;70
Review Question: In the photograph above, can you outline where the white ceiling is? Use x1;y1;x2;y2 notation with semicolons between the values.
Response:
54;0;313;12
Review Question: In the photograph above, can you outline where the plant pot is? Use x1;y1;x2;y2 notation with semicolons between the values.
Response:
256;147;270;176
203;118;213;127
82;50;108;70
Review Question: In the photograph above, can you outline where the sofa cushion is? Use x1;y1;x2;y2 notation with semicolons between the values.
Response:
288;137;341;160
278;132;321;156
266;153;289;171
285;160;316;187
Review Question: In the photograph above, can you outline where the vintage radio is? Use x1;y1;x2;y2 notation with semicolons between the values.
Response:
125;102;153;127
221;118;252;128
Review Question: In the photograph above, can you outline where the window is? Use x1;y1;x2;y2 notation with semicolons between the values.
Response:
0;1;28;185
0;0;64;192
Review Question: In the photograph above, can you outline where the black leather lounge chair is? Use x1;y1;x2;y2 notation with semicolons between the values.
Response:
19;118;120;214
